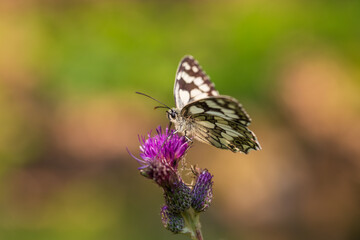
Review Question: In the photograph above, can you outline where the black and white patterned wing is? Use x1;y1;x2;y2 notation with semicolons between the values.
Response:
181;96;260;153
174;56;219;110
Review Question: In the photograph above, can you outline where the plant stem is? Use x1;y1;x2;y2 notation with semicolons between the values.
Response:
195;229;203;240
182;209;203;240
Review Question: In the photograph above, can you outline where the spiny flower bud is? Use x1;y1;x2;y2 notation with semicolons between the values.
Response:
160;205;185;234
191;169;213;212
164;180;192;213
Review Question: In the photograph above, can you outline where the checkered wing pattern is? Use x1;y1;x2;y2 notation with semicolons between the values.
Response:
181;96;260;153
174;56;219;110
171;55;261;154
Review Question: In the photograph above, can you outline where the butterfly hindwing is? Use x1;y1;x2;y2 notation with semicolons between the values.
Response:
174;56;219;110
182;96;252;126
194;122;258;153
181;97;260;153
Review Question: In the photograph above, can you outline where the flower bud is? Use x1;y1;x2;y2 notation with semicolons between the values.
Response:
164;180;192;213
160;205;184;233
191;170;213;212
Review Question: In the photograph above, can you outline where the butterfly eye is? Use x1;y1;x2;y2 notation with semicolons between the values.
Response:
167;110;177;120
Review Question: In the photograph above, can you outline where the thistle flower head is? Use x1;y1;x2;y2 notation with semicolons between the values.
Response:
128;126;190;188
191;169;214;212
137;126;189;170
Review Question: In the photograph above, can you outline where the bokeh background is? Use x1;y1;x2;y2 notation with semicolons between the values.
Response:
1;1;360;239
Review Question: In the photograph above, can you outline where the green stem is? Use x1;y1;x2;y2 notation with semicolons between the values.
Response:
181;209;203;240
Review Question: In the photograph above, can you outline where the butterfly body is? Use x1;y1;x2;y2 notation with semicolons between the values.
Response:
168;55;261;154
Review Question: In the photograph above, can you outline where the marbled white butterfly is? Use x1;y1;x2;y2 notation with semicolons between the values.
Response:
137;55;261;153
168;55;261;153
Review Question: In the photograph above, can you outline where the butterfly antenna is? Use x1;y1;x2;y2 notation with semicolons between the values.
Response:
154;106;169;110
136;92;171;110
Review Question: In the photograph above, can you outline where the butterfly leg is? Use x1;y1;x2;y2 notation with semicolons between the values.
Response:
184;131;193;143
167;121;173;131
185;135;193;142
168;130;177;141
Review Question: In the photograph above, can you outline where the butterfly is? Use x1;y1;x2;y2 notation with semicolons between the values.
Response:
165;55;261;154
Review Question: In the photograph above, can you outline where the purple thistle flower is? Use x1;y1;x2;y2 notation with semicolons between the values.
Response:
129;125;213;238
128;126;190;189
160;205;185;234
133;126;189;170
191;169;214;212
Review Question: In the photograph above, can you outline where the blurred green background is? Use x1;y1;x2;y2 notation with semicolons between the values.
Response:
1;1;360;239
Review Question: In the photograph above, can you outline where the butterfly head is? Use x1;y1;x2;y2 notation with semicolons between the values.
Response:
167;108;179;122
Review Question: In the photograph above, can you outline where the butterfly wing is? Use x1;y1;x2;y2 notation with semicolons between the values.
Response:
174;55;219;109
181;96;261;153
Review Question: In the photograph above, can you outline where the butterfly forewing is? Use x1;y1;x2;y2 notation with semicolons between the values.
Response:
174;56;219;109
181;97;260;153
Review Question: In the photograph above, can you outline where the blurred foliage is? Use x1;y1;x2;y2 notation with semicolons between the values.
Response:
0;0;360;240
